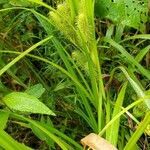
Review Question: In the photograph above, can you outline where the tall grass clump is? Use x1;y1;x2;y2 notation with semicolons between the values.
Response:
0;0;150;149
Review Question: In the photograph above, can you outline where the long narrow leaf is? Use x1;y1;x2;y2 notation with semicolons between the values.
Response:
107;82;127;146
0;112;9;130
99;96;150;136
0;50;98;131
121;34;150;43
135;45;150;62
10;113;70;150
124;111;150;150
0;36;53;76
104;38;150;80
0;130;31;150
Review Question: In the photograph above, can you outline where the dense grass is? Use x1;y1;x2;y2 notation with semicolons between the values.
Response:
0;0;150;149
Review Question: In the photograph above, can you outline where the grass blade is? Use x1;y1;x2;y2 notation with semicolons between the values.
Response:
135;45;150;62
10;113;71;150
99;96;150;136
121;34;150;43
0;112;9;130
107;82;127;146
104;38;150;80
0;50;98;131
0;36;53;76
0;130;31;150
124;111;150;150
118;67;145;98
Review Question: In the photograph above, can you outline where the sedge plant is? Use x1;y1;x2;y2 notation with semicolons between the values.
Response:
0;0;150;149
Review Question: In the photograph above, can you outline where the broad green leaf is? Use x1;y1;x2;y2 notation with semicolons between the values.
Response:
0;49;98;131
0;130;31;150
0;111;9;130
2;92;55;115
95;0;148;32
25;84;45;98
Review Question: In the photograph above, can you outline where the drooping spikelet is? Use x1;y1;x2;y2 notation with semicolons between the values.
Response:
76;0;95;49
49;2;77;43
49;0;98;77
72;50;89;75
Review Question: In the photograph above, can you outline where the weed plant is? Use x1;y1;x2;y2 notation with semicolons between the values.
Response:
0;0;150;149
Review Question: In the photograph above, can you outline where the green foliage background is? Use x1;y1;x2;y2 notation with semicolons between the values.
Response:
0;0;150;149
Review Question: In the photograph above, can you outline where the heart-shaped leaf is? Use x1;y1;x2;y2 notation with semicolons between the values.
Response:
2;92;55;116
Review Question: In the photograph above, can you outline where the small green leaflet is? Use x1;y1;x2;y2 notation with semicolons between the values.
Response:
2;92;55;116
25;83;45;98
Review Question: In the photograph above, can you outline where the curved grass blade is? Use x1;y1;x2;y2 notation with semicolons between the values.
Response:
0;36;53;76
0;130;32;150
124;111;150;150
118;67;145;98
121;34;150;43
107;82;127;146
0;7;94;100
0;50;92;102
10;113;74;150
0;50;98;131
0;111;9;130
135;45;150;63
104;38;150;80
99;96;150;136
30;121;83;149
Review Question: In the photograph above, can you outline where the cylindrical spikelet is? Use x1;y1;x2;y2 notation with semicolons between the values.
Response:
49;2;76;42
